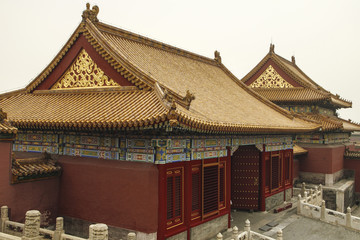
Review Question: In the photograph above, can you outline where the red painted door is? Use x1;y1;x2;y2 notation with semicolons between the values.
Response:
231;145;261;210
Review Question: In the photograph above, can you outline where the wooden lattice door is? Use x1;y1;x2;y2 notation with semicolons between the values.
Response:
231;145;261;210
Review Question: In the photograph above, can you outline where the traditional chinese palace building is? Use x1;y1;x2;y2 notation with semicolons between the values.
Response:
0;5;321;240
241;44;360;211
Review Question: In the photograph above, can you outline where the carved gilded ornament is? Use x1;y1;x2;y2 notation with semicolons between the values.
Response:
250;65;293;88
52;49;120;89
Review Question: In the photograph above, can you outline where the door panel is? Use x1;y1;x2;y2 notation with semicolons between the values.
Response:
231;145;260;210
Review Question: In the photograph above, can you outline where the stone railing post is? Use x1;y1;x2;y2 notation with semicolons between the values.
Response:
53;217;64;240
276;229;283;240
1;206;9;233
22;210;41;240
320;200;326;221
315;186;320;205
216;232;223;240
346;207;352;228
232;226;238;239
304;191;308;203
297;194;302;214
319;184;323;201
89;224;108;240
244;219;251;239
300;182;306;197
127;232;136;240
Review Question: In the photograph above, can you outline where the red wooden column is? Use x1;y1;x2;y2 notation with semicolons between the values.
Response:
226;147;231;227
184;161;192;240
260;145;266;211
157;164;167;240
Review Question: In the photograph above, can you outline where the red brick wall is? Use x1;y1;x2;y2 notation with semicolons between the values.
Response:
344;158;360;192
0;141;60;223
293;157;300;180
300;145;345;174
58;156;158;233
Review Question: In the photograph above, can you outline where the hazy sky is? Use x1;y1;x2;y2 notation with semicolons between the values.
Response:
1;0;359;122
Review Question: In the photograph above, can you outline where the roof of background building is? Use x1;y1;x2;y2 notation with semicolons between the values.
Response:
241;45;352;109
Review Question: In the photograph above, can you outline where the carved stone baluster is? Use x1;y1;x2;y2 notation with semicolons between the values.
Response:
297;194;302;214
304;192;308;203
22;210;41;240
244;219;251;239
89;224;108;240
1;206;9;232
320;200;326;220
276;229;283;240
232;226;238;239
346;207;352;228
300;182;306;197
127;232;136;240
53;217;64;240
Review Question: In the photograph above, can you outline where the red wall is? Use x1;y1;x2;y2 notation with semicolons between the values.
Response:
0;141;60;223
58;156;158;233
300;145;345;174
293;157;300;180
344;158;360;192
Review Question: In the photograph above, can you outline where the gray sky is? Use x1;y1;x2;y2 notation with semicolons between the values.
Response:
1;0;359;122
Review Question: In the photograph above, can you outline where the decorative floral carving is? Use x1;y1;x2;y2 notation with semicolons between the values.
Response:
23;210;41;238
52;49;120;89
250;65;293;88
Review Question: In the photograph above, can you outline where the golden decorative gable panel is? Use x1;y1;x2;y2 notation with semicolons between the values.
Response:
51;49;120;89
250;65;293;88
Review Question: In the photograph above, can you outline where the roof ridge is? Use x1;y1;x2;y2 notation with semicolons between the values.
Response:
95;22;218;66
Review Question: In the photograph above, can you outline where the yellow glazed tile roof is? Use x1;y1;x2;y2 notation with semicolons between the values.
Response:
0;14;321;134
241;46;352;108
253;88;329;103
0;108;17;134
11;152;61;183
293;113;345;132
293;145;308;155
341;119;360;132
344;149;360;159
0;90;168;130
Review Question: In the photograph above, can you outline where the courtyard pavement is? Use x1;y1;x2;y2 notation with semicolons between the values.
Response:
223;200;360;240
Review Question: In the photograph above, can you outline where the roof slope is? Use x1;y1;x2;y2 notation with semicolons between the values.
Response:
0;6;320;134
241;45;352;108
0;89;168;130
